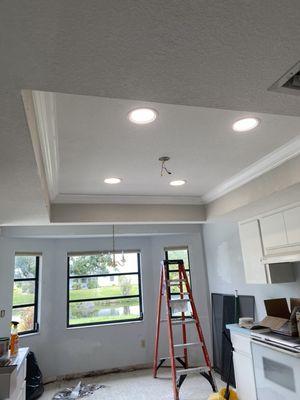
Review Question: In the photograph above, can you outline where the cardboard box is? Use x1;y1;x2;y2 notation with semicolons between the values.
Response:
260;298;300;337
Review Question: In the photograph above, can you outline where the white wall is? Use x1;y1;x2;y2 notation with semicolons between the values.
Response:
202;222;300;320
0;231;210;381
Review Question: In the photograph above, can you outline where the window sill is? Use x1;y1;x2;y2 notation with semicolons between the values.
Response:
66;319;144;330
19;331;40;338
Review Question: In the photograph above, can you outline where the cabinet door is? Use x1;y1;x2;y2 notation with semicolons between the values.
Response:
260;212;288;250
233;351;257;400
239;220;267;284
284;206;300;245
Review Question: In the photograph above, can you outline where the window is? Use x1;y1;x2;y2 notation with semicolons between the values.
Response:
67;252;143;327
12;254;40;334
164;247;192;317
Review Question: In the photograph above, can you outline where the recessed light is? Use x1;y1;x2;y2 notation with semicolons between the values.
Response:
104;177;122;184
232;117;260;132
128;108;158;124
170;180;186;186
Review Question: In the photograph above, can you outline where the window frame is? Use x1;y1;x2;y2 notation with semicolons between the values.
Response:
164;246;191;288
67;251;143;328
12;254;40;335
164;246;192;318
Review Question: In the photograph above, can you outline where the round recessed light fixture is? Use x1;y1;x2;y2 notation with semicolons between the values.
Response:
232;117;260;132
104;177;122;184
128;108;158;124
170;180;186;186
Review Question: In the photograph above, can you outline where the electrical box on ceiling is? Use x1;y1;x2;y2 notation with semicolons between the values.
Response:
269;61;300;96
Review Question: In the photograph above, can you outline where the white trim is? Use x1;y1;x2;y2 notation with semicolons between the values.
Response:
32;91;59;200
202;135;300;203
21;90;51;213
54;193;204;205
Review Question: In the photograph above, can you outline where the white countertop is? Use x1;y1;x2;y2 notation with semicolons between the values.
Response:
9;348;29;372
226;323;252;336
0;348;29;372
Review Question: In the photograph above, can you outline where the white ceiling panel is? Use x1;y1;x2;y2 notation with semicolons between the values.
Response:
34;91;300;203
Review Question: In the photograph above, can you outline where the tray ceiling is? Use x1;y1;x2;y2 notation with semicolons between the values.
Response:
31;90;300;205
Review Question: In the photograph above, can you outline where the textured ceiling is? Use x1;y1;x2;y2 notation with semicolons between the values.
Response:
0;1;300;224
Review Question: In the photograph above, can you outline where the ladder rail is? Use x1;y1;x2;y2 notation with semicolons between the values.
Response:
153;267;164;378
180;265;212;369
164;263;180;400
178;265;188;369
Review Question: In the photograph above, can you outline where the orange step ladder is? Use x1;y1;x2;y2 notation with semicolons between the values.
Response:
153;259;217;400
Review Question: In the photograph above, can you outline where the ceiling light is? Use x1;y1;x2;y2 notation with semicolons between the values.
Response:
128;108;158;124
170;180;186;186
232;117;260;132
104;177;122;184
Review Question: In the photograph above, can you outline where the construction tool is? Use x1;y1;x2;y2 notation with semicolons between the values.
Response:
153;259;217;400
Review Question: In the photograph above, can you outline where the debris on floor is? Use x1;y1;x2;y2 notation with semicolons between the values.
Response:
52;382;105;400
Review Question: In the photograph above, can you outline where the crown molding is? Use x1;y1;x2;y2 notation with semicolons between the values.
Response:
32;90;59;200
55;193;204;205
202;135;300;204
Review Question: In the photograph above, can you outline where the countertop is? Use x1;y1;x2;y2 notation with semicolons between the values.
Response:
10;348;29;372
0;348;29;372
226;323;252;336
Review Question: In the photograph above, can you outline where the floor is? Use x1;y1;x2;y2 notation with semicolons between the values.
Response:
42;369;223;400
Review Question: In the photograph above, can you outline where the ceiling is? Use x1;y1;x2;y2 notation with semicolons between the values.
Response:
0;1;300;224
33;91;300;205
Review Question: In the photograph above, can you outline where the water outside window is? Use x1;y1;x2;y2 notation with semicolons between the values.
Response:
67;252;142;326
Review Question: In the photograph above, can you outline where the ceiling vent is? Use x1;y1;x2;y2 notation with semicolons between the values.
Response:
269;61;300;96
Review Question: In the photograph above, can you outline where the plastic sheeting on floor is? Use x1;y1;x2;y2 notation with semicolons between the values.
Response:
53;382;105;400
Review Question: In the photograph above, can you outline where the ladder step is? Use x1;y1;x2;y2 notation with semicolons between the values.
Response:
176;366;210;376
160;355;185;361
160;318;196;325
174;342;202;349
172;318;196;325
170;298;189;303
167;279;185;286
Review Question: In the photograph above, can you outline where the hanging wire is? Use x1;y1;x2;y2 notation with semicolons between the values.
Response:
159;156;172;176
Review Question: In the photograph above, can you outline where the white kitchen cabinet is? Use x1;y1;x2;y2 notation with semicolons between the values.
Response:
284;206;300;245
239;220;295;284
239;220;267;284
233;351;256;400
230;330;257;400
260;212;288;250
0;348;28;400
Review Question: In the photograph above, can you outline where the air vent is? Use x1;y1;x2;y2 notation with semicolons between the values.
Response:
269;61;300;96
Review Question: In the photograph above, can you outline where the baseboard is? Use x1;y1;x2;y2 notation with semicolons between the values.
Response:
44;362;152;384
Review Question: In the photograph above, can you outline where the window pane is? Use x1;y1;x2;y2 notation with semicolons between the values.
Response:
167;249;189;268
14;256;36;279
69;297;141;325
69;275;139;300
13;281;35;306
12;306;35;332
69;253;139;276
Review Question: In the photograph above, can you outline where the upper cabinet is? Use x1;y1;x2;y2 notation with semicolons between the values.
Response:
260;205;300;256
239;220;266;284
284;206;300;245
239;219;295;284
239;204;300;284
260;212;288;250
